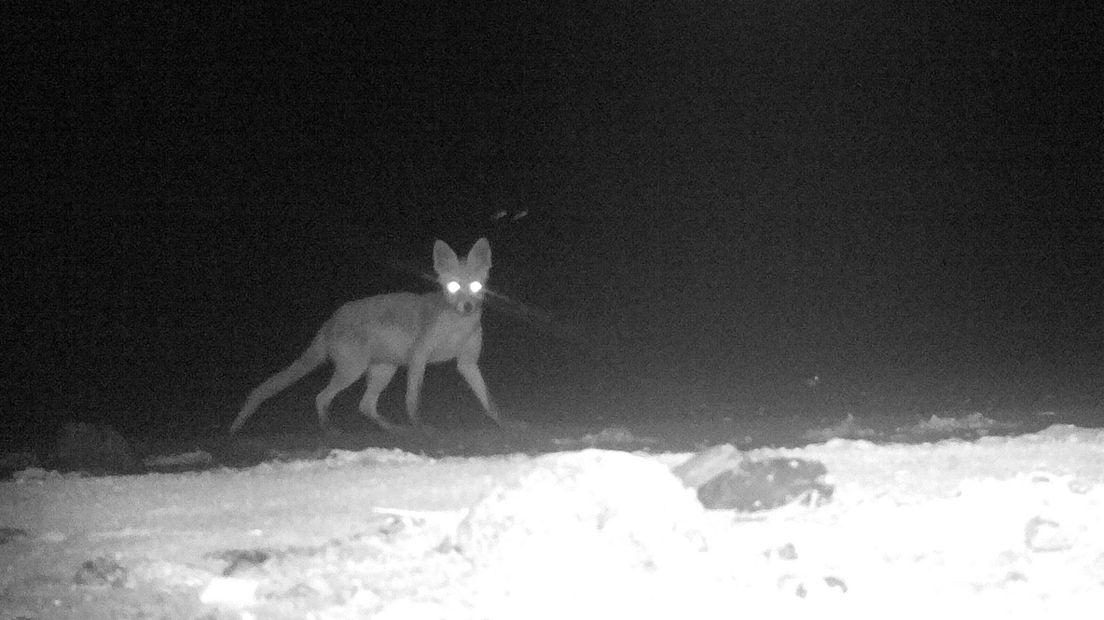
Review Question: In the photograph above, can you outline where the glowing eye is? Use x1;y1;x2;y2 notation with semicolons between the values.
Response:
446;281;461;294
469;281;483;293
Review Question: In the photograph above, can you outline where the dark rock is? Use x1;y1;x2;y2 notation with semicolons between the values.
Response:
74;556;128;587
696;457;833;511
209;548;274;575
0;527;32;544
51;422;142;475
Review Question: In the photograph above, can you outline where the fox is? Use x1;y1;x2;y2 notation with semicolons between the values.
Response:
229;238;503;434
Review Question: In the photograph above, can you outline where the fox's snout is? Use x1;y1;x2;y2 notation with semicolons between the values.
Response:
455;298;479;315
441;279;484;316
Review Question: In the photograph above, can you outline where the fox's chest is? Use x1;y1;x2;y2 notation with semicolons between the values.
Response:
421;313;481;362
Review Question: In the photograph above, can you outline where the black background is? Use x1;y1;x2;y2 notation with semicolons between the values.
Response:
4;2;1101;445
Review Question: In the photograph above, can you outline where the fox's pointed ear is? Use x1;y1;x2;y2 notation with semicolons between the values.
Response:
467;237;492;270
433;240;460;275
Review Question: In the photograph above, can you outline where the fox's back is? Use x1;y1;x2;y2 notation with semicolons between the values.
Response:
325;292;482;365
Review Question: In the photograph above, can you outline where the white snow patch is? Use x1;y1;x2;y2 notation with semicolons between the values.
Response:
199;576;259;607
144;449;213;469
4;426;1104;618
911;411;1017;434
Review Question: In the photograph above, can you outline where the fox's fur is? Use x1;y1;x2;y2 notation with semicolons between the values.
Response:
229;238;501;434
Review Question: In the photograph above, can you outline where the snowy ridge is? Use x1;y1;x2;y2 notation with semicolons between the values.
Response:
2;423;1104;618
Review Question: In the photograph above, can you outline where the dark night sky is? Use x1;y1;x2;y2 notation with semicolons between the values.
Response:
4;3;1102;441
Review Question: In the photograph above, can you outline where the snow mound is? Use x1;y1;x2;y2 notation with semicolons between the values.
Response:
911;411;1017;435
143;450;213;470
324;447;434;466
452;450;713;615
803;412;1024;443
456;449;706;569
550;426;660;448
802;413;879;441
1023;424;1104;443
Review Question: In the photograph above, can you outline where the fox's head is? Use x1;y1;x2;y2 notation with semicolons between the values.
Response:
434;238;491;316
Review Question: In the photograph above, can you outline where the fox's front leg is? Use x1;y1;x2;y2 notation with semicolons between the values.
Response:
405;352;429;427
457;361;502;425
456;330;505;427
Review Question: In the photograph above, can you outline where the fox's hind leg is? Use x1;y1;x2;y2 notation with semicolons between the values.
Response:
358;363;406;432
314;369;361;432
313;344;368;432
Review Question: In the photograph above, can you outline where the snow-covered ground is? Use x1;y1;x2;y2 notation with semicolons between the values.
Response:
3;415;1104;619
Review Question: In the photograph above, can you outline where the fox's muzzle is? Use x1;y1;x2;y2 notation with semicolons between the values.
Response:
456;299;478;315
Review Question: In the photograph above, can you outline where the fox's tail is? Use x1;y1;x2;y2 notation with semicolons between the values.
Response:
229;330;329;435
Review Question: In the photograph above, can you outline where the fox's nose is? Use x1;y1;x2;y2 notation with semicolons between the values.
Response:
458;300;474;314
